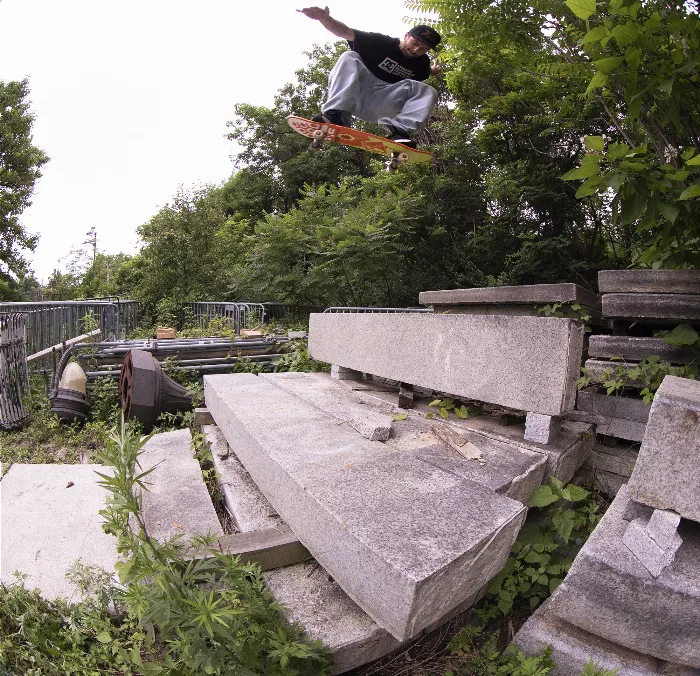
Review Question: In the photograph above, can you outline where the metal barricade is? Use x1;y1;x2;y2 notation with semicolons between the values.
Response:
0;314;30;430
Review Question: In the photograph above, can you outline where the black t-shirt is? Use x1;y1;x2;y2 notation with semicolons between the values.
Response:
348;30;431;84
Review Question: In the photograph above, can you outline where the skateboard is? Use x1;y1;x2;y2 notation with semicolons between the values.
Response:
287;115;433;171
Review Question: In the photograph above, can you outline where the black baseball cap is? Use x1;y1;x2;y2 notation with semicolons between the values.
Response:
408;25;441;49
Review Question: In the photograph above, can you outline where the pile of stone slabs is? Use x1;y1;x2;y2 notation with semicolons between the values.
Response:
515;376;700;673
204;371;533;642
599;269;700;326
576;440;639;497
418;283;602;324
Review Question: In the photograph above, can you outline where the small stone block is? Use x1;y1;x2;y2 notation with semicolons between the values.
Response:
287;331;308;339
647;508;681;550
331;364;363;380
194;407;215;427
156;326;176;339
524;412;560;444
398;382;414;409
622;516;682;578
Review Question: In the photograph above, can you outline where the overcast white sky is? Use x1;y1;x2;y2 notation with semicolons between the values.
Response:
0;0;420;281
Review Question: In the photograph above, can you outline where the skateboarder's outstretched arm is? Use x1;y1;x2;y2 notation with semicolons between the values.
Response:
297;6;354;41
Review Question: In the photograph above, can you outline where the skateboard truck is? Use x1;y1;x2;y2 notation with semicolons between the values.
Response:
388;150;410;172
309;127;328;151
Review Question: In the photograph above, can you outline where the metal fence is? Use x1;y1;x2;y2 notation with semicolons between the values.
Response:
0;300;139;358
0;314;30;429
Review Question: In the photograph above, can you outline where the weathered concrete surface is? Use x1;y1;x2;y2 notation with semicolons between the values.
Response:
0;464;119;601
259;372;393;441
602;293;700;321
205;425;285;533
419;284;600;310
515;602;697;675
545;486;700;667
627;376;700;522
583;442;639;478
599;269;700;294
576;387;651;423
588;335;700;365
204;373;527;641
309;313;584;417
568;409;646;442
139;430;223;541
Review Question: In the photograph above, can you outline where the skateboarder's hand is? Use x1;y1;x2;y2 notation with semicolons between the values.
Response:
298;6;330;21
430;63;442;76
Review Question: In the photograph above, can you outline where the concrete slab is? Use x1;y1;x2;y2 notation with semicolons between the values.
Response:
419;284;600;310
568;408;647;442
205;425;284;533
139;430;223;542
515;602;695;675
259;372;393;441
627;376;700;522
545;485;700;667
308;313;584;417
0;464;119;601
204;373;527;641
588;335;700;365
598;269;700;294
602;293;700;321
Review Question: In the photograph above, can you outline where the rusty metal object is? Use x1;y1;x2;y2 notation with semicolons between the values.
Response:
120;349;193;428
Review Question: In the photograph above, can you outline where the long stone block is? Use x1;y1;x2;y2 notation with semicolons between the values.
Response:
0;464;119;601
588;335;700;365
545;485;700;667
576;387;650;423
204;373;527;641
599;269;700;294
602;292;700;321
139;430;223;542
515;602;697;675
308;313;583;417
626;375;700;522
419;284;600;310
583;442;638;478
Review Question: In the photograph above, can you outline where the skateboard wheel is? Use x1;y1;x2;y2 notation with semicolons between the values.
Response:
398;153;409;162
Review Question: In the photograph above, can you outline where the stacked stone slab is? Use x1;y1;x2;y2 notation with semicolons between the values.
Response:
514;375;700;673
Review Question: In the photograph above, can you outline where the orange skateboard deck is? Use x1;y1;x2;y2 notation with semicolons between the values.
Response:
287;115;433;166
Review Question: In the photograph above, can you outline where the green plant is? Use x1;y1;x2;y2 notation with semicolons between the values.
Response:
485;479;602;617
426;397;476;420
536;302;592;325
275;340;329;373
95;417;331;675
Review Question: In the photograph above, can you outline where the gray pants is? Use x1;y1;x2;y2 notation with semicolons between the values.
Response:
322;51;438;133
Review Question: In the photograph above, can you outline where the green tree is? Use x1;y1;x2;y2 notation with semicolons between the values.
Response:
0;78;49;280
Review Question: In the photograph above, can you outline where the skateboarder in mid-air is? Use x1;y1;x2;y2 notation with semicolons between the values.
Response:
298;6;441;149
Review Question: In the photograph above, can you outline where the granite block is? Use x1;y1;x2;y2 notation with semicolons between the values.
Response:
576;387;651;423
588;335;700;365
583;442;638;478
647;508;682;550
259;372;393;441
204;373;527;641
139;430;223;542
331;364;363;380
575;467;628;498
0;464;119;601
419;284;600;310
626;376;700;522
524;413;560;444
545;485;700;666
309;313;584;417
515;603;695;675
583;359;645;388
602;293;700;321
599;269;700;294
622;516;682;578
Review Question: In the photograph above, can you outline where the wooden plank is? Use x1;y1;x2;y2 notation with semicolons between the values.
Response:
185;525;310;571
26;328;101;363
194;407;215;426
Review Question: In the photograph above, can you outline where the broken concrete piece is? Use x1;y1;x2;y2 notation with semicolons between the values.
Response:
627;376;700;522
524;412;560;444
331;364;363;380
205;373;527;641
622;516;682;578
0;464;119;601
309;313;584;417
259;372;392;441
